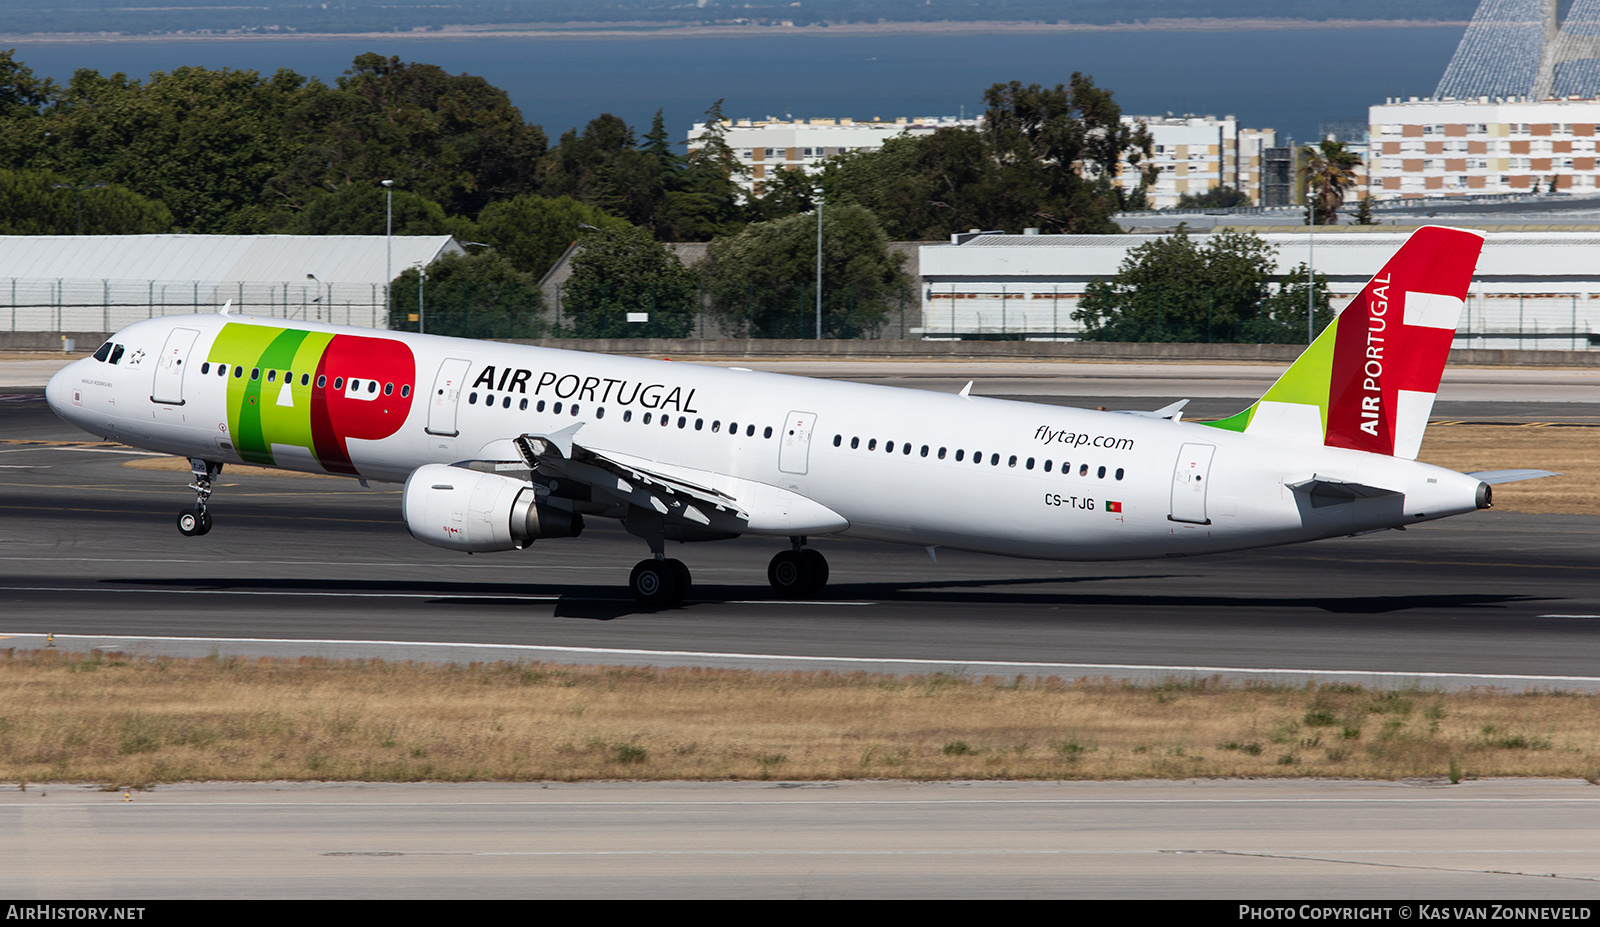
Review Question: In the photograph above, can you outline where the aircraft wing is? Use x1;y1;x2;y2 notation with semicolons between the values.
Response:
514;430;748;527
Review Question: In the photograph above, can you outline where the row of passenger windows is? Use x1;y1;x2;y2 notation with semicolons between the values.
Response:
200;362;412;398
466;390;777;440
832;433;1125;480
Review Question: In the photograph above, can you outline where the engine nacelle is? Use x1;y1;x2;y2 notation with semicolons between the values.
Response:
403;463;583;552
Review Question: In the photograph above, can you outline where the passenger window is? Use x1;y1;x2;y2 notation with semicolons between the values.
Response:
398;382;408;395
537;400;546;412
384;383;394;396
200;361;210;374
1097;466;1106;479
990;454;999;466
643;412;652;424
955;449;964;462
833;435;841;447
468;392;477;404
1008;455;1017;468
920;445;928;457
623;410;632;422
1026;458;1034;470
316;375;326;388
868;439;877;451
503;396;512;409
251;368;260;380
219;365;229;377
763;426;772;439
1079;464;1089;477
520;398;528;411
885;441;894;453
903;444;912;455
678;416;687;428
850;437;859;449
267;370;277;383
1115;468;1125;480
368;381;377;394
553;402;562;414
713;421;721;433
662;415;670;427
938;447;946;459
333;377;343;389
235;366;244;379
695;418;703;431
973;451;983;465
350;378;360;391
746;425;755;437
1044;460;1053;472
571;404;579;416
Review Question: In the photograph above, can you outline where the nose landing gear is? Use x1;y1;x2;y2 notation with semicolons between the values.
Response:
176;457;221;537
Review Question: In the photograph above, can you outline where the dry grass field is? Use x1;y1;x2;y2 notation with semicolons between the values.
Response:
1419;424;1600;516
1;649;1595;787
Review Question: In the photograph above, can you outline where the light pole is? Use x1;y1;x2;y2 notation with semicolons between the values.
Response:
382;180;394;326
414;262;427;335
814;186;824;340
51;182;107;236
307;273;331;322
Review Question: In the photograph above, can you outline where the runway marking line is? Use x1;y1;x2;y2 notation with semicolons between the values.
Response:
5;633;1597;686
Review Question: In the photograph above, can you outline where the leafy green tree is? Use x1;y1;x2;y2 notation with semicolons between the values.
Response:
1260;263;1335;344
475;194;628;279
1302;139;1361;225
700;203;908;338
1074;228;1327;344
560;225;700;338
0;168;173;234
658;99;747;242
271;53;546;220
281;181;473;237
390;250;544;339
822;77;1151;239
0;49;57;121
1176;185;1251;209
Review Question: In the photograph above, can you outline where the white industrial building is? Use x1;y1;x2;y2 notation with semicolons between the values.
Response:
0;235;462;333
919;228;1600;349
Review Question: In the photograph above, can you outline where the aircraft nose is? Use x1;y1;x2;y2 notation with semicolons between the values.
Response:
45;359;85;420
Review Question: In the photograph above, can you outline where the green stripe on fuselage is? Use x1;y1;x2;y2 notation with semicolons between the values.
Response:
209;324;333;466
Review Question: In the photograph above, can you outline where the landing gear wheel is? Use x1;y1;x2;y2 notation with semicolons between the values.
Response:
176;507;211;537
630;559;682;607
665;559;692;599
768;549;816;597
801;549;829;591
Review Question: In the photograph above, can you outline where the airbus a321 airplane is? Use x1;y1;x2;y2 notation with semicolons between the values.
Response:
45;225;1549;605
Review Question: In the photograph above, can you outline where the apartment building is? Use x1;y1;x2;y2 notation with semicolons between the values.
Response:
685;116;979;196
1115;116;1279;208
1369;97;1600;199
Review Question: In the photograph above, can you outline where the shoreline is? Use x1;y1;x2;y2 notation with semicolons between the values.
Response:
0;18;1470;45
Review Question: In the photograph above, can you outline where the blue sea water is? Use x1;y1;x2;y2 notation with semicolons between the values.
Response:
10;27;1463;144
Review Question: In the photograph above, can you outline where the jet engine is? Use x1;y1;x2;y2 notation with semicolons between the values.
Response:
403;463;583;553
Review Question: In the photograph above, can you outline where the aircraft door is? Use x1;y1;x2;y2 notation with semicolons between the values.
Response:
426;358;472;436
150;327;200;405
1169;443;1215;525
778;410;817;475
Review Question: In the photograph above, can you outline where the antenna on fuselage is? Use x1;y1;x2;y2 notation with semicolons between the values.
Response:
218;300;233;315
958;381;973;399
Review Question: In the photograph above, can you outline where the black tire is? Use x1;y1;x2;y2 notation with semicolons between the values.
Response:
665;559;692;602
630;559;680;607
176;509;202;537
195;509;213;536
767;549;815;596
801;548;829;592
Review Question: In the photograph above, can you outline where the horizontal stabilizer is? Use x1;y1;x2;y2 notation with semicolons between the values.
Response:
1115;399;1188;421
1466;469;1561;485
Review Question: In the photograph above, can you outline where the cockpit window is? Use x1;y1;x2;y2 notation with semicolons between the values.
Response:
108;344;125;364
92;342;113;362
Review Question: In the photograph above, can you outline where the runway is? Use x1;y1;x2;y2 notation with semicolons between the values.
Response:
5;361;1600;899
2;375;1598;690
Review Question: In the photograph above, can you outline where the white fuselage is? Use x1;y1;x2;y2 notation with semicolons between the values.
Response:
46;314;1488;561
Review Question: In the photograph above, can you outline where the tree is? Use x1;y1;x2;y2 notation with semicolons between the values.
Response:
1176;185;1251;209
1301;139;1361;225
658;99;746;242
700;203;908;339
1073;227;1328;344
270;54;546;220
389;250;544;340
475;194;629;279
560;225;700;338
282;182;471;237
0;168;173;234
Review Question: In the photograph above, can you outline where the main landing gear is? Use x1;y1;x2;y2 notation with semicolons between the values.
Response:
767;538;829;598
176;457;221;537
623;509;831;606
